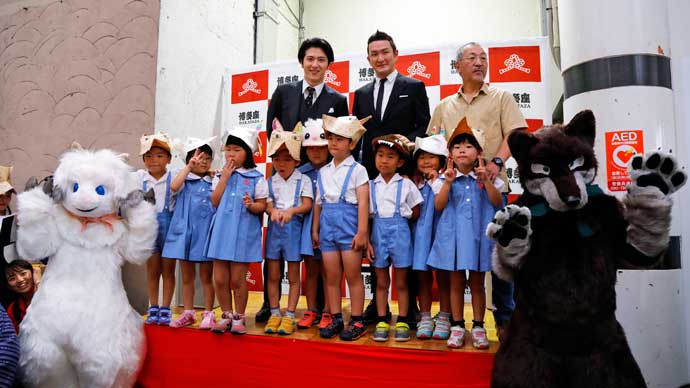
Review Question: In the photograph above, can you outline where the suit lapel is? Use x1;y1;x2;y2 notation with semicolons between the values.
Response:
382;73;405;122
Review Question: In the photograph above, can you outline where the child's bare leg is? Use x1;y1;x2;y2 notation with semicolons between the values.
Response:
161;258;177;308
146;253;162;306
200;262;214;311
437;270;451;313
468;271;486;322
450;271;467;324
179;260;196;311
394;268;409;318
230;262;250;314
417;271;433;313
374;267;390;318
322;251;343;314
267;259;282;310
213;260;233;313
304;256;319;310
342;250;364;316
287;261;301;313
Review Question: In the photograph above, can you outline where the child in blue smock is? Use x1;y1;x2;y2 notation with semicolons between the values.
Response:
313;115;370;341
367;134;423;343
137;132;176;326
165;139;216;330
297;119;331;330
410;134;453;340
263;120;313;335
427;119;504;349
206;126;268;335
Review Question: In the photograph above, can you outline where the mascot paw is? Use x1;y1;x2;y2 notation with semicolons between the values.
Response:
143;188;156;205
119;189;146;210
628;150;686;195
486;204;532;248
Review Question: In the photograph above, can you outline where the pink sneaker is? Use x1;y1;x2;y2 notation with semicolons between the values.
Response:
211;311;233;334
198;310;216;330
230;314;247;334
170;310;196;329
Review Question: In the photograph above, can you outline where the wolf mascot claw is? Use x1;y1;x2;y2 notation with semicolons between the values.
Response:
15;147;157;388
486;110;686;388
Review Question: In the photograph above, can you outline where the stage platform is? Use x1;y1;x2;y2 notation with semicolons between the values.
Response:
136;292;497;387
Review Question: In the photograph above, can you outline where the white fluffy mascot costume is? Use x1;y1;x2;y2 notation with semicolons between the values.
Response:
15;147;157;388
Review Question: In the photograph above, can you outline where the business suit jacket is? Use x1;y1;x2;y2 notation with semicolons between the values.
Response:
352;73;430;178
266;80;349;137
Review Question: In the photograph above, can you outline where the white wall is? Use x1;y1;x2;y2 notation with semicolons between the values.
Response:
301;0;563;114
154;0;255;148
255;0;301;63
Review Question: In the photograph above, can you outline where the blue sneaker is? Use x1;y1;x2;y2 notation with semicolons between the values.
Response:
416;317;433;339
145;305;159;325
158;306;172;326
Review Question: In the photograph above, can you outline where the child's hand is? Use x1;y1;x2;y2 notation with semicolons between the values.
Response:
187;149;202;170
221;159;236;180
242;192;253;208
280;208;294;225
312;230;320;250
425;169;439;181
366;242;375;263
475;157;489;184
351;231;368;252
444;158;456;183
270;208;282;223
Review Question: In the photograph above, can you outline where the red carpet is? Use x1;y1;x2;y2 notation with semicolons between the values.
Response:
137;325;494;387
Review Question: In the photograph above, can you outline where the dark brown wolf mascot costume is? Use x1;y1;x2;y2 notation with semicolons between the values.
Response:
486;110;686;388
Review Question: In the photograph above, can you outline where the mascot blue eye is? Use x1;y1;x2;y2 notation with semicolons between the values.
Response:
72;183;79;192
95;185;106;196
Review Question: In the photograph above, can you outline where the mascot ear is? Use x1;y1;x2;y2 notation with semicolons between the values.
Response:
508;130;538;163
564;110;595;147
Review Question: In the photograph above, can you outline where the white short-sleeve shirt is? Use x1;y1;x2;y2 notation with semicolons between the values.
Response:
431;170;505;194
315;155;369;205
267;170;313;209
175;172;214;192
135;169;176;212
369;173;424;218
211;168;269;199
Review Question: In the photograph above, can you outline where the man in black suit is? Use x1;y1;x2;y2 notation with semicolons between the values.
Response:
352;31;430;326
352;31;430;179
266;38;349;136
257;38;348;323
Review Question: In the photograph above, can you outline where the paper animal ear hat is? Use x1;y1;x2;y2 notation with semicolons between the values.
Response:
140;132;173;156
371;134;414;159
322;115;371;144
302;119;328;147
182;136;217;155
0;165;15;195
267;119;302;161
225;126;261;154
447;117;486;151
414;135;449;158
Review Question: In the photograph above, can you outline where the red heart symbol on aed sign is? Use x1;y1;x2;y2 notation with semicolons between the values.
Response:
616;149;635;164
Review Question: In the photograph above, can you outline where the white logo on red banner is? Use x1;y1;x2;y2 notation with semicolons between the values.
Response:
238;78;262;96
324;70;341;86
407;60;432;79
499;54;531;74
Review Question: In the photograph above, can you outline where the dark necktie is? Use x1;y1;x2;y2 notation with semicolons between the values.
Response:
375;78;386;120
305;86;315;108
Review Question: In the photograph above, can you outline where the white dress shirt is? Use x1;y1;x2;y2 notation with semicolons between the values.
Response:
267;170;313;209
315;155;369;205
373;70;398;118
369;173;424;218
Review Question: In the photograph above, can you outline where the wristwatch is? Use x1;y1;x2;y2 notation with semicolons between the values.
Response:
491;157;504;170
